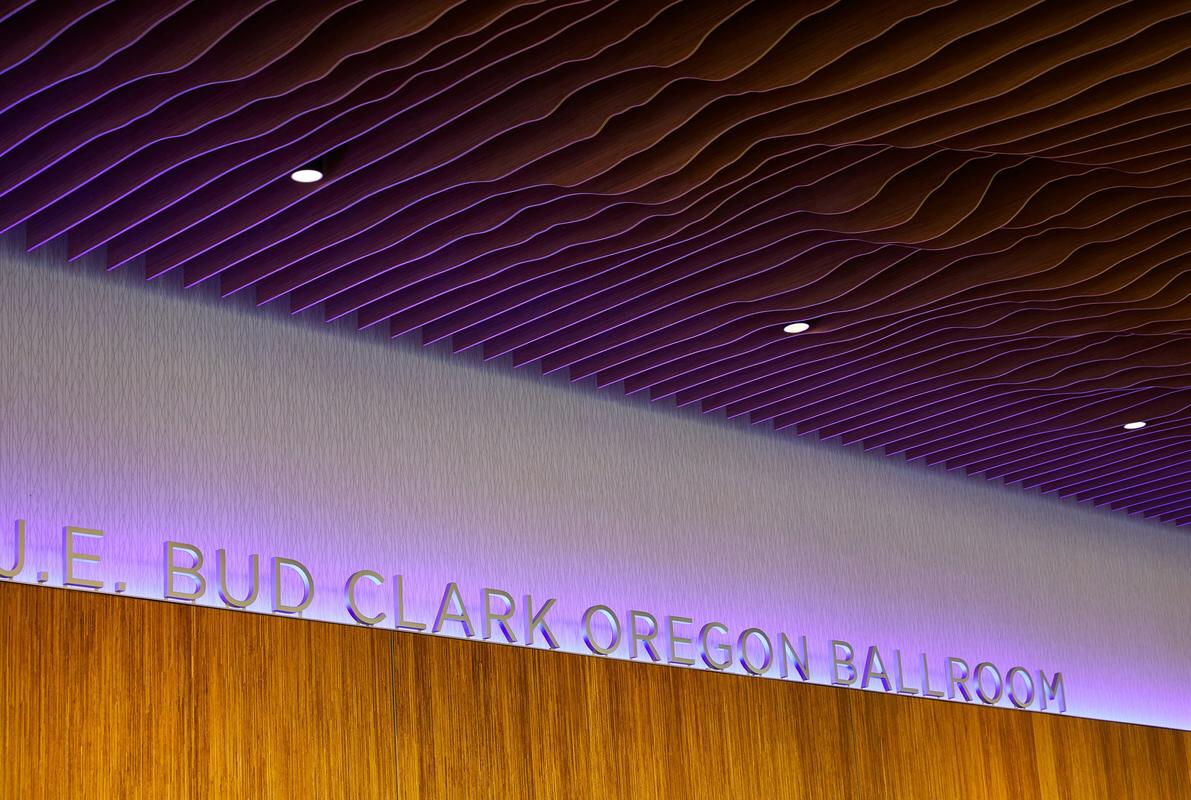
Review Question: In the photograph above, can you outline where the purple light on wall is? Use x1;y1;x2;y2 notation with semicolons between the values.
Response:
1;245;1188;731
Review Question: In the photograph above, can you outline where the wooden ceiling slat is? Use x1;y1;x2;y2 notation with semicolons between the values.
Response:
4;0;1188;526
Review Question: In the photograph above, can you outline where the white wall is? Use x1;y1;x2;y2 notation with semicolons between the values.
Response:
2;235;1187;729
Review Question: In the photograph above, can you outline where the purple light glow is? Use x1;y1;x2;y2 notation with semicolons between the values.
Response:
1;249;1189;730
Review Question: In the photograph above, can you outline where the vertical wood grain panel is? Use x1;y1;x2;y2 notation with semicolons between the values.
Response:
394;631;852;799
394;631;1191;800
1030;711;1191;799
3;581;1187;798
842;685;1043;799
0;582;397;799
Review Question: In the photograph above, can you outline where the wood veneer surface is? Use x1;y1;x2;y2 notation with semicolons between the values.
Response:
2;582;1188;798
0;582;397;799
394;631;1191;800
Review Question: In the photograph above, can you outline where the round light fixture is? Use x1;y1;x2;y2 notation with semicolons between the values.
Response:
290;167;324;183
782;321;811;334
1122;421;1147;430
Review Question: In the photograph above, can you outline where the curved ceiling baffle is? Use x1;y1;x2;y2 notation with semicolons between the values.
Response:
1;0;1189;526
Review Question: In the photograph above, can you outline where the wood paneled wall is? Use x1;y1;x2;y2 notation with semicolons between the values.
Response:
2;583;1188;799
1;583;397;799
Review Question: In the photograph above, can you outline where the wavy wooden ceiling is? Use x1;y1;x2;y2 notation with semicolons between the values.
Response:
2;0;1189;527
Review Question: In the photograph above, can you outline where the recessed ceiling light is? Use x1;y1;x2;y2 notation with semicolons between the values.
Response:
1122;421;1147;430
782;322;811;334
290;168;323;183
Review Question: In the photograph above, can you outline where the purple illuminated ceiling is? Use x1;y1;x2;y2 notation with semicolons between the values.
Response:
2;1;1189;526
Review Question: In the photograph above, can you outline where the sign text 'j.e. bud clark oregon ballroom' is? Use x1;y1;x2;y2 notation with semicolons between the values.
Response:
1;520;1067;715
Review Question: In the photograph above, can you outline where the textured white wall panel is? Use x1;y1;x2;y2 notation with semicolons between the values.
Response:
1;237;1188;729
